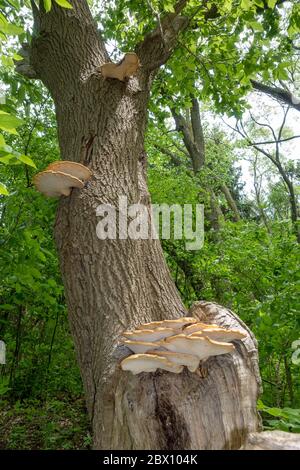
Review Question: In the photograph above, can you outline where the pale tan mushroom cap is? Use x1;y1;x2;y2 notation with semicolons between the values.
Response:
191;328;247;342
121;353;183;375
47;161;92;182
183;322;219;334
100;52;140;81
161;334;235;360
139;317;197;330
100;62;123;80
123;340;164;354
122;52;140;76
147;350;200;372
33;170;84;197
123;52;139;64
123;327;176;342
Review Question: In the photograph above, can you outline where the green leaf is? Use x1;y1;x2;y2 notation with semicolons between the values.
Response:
241;0;252;10
7;0;20;8
267;0;276;8
0;134;5;147
248;21;264;32
164;3;175;13
0;154;20;165
276;63;289;80
1;55;14;67
0;111;23;134
44;0;52;12
13;53;23;61
0;182;9;195
0;14;23;36
54;0;73;9
17;154;36;168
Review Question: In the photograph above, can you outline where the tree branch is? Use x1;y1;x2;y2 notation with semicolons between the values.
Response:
136;0;189;71
171;107;204;173
251;79;300;112
248;135;300;146
190;98;205;168
152;142;188;167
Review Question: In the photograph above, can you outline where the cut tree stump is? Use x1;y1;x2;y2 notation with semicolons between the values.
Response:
241;431;300;450
101;301;262;450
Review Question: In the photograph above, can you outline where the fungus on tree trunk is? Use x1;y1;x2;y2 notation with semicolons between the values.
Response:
147;350;201;373
33;161;92;197
100;52;140;81
123;327;177;342
33;170;84;197
183;323;247;342
120;316;246;375
123;340;163;354
121;353;184;375
162;334;235;359
46;161;92;182
138;317;197;330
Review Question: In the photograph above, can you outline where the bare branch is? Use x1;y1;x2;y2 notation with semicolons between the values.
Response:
278;106;290;142
249;112;277;142
251;79;300;112
248;135;300;146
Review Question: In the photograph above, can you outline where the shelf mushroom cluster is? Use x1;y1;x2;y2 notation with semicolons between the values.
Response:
120;317;247;375
100;52;140;82
33;161;92;197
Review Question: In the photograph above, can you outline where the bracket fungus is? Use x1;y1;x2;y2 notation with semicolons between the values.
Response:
120;353;183;375
119;316;246;375
191;328;247;343
33;161;92;197
183;322;219;334
123;327;176;342
138;317;197;330
183;322;247;342
100;52;140;81
123;340;163;354
46;161;92;182
161;334;235;360
147;350;200;373
33;170;84;197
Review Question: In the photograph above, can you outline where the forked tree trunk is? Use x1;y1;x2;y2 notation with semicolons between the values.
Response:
26;1;261;449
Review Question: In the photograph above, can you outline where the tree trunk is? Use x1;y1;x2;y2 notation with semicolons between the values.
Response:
220;184;241;222
276;161;300;243
27;1;261;449
208;189;224;234
242;431;300;450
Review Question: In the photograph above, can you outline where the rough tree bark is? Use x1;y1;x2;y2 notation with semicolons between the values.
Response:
25;1;261;449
